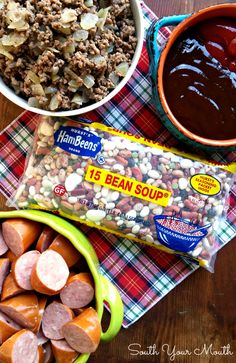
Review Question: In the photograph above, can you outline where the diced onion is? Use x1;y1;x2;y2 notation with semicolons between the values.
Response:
52;74;60;82
115;62;129;77
63;43;75;56
72;30;89;42
7;1;18;11
27;70;41;84
59;24;71;35
8;20;29;31
80;13;98;30
0;0;4;10
91;55;106;65
45;86;57;94
52;66;59;75
1;32;27;47
97;7;110;30
72;94;84;105
69;79;80;88
28;97;40;108
64;67;80;80
109;71;119;86
49;94;59;110
31;84;45;96
61;8;77;23
85;0;93;7
82;74;95;88
0;44;13;59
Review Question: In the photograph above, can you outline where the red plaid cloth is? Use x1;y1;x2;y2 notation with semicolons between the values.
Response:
0;2;236;327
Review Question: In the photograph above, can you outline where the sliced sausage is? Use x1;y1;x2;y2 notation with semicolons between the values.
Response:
51;339;79;363
0;258;10;293
60;272;94;309
34;296;47;333
62;307;101;353
36;226;57;253
12;250;40;290
31;250;69;295
0;228;8;256
49;234;81;267
2;218;42;256
0;311;21;344
43;342;54;363
1;273;25;301
0;329;38;363
0;293;39;330
42;301;74;340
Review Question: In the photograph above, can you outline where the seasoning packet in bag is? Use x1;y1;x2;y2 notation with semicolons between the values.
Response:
10;116;236;271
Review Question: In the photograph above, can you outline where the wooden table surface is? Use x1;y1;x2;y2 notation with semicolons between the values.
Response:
0;1;236;362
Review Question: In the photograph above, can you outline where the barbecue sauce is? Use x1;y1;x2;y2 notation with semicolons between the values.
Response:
163;17;236;140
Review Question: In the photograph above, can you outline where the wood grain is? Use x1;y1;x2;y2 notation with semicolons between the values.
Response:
0;1;236;362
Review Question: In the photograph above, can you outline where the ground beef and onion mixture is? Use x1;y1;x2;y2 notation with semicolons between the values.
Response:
0;0;137;110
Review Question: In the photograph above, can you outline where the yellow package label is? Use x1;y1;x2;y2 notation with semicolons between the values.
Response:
190;174;221;196
85;165;172;207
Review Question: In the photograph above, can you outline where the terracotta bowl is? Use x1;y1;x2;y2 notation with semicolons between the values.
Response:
147;4;236;151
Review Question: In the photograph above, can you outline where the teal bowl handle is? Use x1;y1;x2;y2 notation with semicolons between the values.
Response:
147;14;191;85
100;275;124;343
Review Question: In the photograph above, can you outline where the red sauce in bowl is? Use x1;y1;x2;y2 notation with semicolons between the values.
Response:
163;17;236;140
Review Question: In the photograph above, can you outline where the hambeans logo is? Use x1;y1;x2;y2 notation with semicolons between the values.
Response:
54;126;102;157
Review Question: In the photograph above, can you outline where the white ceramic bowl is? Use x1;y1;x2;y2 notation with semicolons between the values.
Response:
0;0;144;117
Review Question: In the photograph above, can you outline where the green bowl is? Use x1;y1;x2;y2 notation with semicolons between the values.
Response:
0;209;124;363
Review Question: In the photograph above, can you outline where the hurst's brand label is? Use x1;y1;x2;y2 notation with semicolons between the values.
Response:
190;174;221;196
54;126;101;157
85;165;171;207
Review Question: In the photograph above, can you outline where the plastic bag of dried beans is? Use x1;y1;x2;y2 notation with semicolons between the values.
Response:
10;116;236;271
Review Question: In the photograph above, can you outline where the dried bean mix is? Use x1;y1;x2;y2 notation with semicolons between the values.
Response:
11;117;236;270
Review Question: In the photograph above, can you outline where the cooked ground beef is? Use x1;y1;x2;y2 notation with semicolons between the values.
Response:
0;0;137;111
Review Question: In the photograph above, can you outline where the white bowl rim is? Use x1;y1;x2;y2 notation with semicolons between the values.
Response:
0;0;144;117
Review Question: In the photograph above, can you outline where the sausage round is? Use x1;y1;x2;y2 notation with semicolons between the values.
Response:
49;234;81;267
36;226;57;253
1;273;24;301
51;339;78;363
60;272;94;309
12;251;40;290
0;258;10;294
2;218;42;256
0;311;21;344
0;329;38;363
62;307;101;353
0;228;8;256
31;250;69;295
42;301;74;340
0;293;39;330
